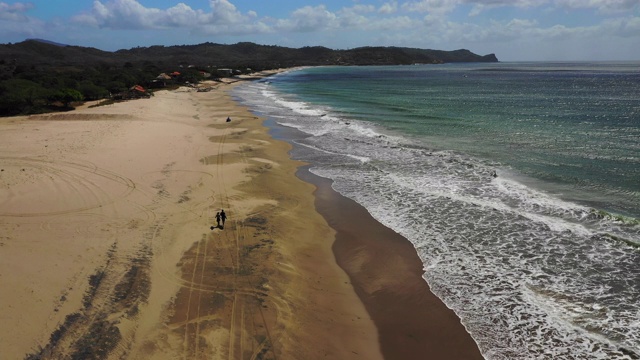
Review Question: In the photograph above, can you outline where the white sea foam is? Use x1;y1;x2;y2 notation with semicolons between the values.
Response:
233;74;640;360
261;88;325;117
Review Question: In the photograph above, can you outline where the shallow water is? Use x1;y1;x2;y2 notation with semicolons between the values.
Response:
233;63;640;359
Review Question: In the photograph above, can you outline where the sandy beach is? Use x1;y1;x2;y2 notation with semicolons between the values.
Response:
0;74;482;359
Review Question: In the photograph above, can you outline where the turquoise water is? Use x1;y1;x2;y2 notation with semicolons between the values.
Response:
269;63;640;218
234;63;640;359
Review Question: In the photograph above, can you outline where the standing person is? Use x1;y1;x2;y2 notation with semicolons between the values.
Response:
220;209;227;228
215;212;221;228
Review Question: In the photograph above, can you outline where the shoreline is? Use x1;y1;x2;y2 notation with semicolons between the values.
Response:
263;110;484;358
296;167;484;359
0;71;481;359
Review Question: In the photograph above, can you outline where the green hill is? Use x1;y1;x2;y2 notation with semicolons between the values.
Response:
0;40;498;116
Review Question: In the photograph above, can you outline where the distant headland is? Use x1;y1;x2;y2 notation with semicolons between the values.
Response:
2;39;498;68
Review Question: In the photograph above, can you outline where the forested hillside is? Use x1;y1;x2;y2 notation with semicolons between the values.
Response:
0;40;498;116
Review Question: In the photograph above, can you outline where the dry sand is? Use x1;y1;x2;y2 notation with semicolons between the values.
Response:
0;73;482;359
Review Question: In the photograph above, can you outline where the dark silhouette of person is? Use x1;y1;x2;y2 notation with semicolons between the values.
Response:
220;209;227;228
226;116;231;122
215;212;221;228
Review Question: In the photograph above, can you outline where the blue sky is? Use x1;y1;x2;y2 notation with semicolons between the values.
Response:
1;0;639;61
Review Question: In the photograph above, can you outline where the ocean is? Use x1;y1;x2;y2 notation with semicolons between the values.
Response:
232;63;640;359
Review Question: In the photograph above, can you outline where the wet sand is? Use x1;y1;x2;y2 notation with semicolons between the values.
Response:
297;167;483;359
0;72;482;359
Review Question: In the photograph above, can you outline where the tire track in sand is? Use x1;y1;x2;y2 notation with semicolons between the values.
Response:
167;110;280;359
213;120;275;360
228;127;280;360
182;236;201;359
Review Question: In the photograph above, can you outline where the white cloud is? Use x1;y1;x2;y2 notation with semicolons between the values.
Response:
466;1;548;16
73;0;165;29
194;0;272;35
369;15;416;30
275;5;337;32
433;13;640;48
467;0;640;15
0;1;34;22
69;0;412;36
63;0;640;43
72;0;257;31
0;2;48;38
378;1;398;14
402;0;458;14
349;4;377;14
336;12;368;28
207;0;244;24
335;4;375;28
164;3;204;27
600;15;640;36
555;0;640;13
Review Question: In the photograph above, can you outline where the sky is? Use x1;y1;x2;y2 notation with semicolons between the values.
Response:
1;0;639;61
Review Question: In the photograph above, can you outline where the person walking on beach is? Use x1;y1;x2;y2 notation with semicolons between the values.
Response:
215;212;221;228
220;209;227;228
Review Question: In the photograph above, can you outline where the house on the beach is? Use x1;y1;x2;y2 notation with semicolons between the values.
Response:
113;85;151;100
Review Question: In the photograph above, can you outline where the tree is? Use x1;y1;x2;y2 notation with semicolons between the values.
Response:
63;77;80;90
0;79;49;115
180;69;205;83
78;80;109;100
105;81;127;94
48;88;83;108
